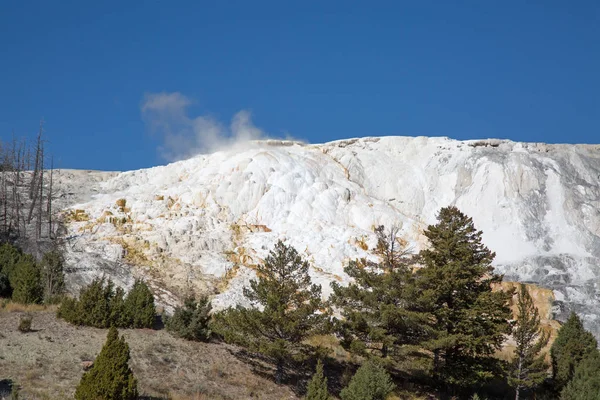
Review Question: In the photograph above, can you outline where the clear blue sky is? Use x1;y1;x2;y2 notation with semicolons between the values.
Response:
1;1;598;171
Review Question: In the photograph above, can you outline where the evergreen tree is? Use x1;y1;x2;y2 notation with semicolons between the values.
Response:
305;360;330;400
11;255;42;304
75;327;138;400
123;280;155;329
330;225;431;361
0;271;10;298
165;295;212;342
550;312;597;392
56;295;79;323
58;277;114;327
339;360;395;400
78;277;115;328
0;242;22;287
110;287;128;328
416;206;512;388
508;284;550;400
560;350;600;400
40;250;65;302
212;240;328;383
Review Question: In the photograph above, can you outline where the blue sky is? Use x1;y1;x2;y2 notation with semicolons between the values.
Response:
0;1;598;171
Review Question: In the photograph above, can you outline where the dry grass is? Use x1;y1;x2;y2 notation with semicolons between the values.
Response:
0;301;57;313
0;311;299;400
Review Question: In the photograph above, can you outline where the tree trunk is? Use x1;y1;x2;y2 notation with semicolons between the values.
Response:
275;359;284;385
515;354;523;400
47;157;53;239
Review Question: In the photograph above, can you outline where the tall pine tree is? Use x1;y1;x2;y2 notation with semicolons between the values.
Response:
330;225;431;361
550;312;597;392
560;350;600;400
212;240;328;383
508;284;550;400
416;206;512;389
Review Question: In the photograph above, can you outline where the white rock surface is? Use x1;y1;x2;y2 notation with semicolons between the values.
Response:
58;137;600;332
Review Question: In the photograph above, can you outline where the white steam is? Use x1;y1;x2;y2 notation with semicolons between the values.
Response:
141;92;266;161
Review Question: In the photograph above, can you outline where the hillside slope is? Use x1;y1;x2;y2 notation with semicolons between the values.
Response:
59;136;600;335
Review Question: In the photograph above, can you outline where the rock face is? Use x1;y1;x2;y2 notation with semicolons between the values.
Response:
58;136;600;334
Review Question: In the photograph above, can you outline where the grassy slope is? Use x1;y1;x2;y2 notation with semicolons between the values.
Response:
0;309;298;400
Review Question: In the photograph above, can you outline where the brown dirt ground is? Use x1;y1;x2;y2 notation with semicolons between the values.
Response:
0;310;299;400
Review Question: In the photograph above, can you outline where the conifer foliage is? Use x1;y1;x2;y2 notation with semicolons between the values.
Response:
508;284;550;400
0;243;43;304
305;360;330;400
416;206;512;388
560;350;600;400
11;254;43;304
212;240;328;383
550;312;598;392
330;225;429;360
58;277;155;329
339;360;395;400
123;279;156;329
165;295;212;342
75;327;138;400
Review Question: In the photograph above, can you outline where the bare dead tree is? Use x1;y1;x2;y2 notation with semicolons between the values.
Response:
27;122;43;225
0;122;60;248
47;156;54;239
373;224;414;270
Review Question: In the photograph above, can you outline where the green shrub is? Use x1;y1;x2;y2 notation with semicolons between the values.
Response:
340;361;395;400
0;244;65;304
18;314;32;333
75;327;138;400
58;277;156;329
78;277;115;328
11;256;42;304
305;359;330;400
123;280;155;329
0;242;23;286
56;296;79;322
165;296;212;341
110;287;128;328
0;271;11;298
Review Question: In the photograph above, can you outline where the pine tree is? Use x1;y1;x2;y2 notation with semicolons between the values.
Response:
123;280;155;329
0;242;22;292
416;206;512;388
560;350;600;400
110;287;128;328
330;225;431;361
508;284;550;400
11;255;42;304
339;360;395;400
305;360;330;400
75;327;138;400
165;295;212;342
212;240;328;384
78;277;115;328
550;312;597;392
